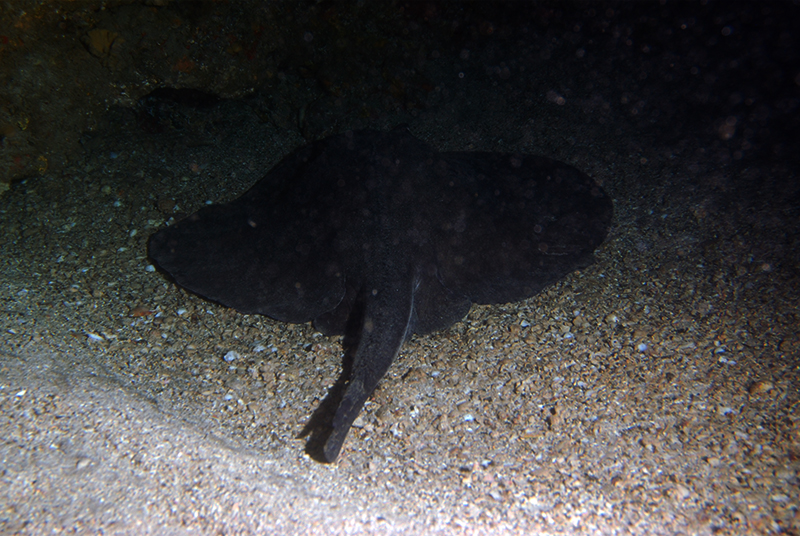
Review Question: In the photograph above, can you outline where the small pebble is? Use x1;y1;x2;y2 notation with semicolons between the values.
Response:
674;484;691;499
748;381;774;395
130;306;154;317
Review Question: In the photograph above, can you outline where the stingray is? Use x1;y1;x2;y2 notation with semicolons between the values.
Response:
148;127;613;462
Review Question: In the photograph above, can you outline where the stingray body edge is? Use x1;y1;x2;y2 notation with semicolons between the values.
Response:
147;128;613;462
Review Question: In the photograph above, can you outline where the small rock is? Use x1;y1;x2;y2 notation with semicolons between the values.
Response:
86;331;105;342
673;484;691;499
633;328;649;339
157;197;176;214
748;380;774;395
130;305;154;317
224;350;241;362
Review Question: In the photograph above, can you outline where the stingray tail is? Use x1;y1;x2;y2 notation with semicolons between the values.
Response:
322;278;415;462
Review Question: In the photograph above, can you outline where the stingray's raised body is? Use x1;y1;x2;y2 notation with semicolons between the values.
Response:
148;128;613;462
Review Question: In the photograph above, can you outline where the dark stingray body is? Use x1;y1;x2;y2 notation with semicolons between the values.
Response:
148;128;613;461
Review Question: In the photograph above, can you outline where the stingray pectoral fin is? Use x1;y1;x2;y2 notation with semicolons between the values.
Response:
434;152;613;305
322;281;414;462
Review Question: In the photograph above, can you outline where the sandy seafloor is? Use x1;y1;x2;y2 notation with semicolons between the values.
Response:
1;2;799;535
